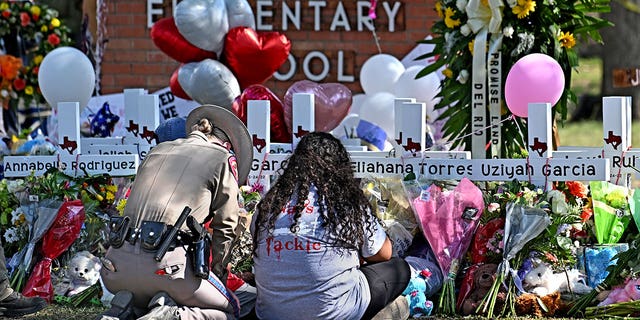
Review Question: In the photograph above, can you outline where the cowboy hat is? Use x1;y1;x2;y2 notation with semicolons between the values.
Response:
186;105;253;183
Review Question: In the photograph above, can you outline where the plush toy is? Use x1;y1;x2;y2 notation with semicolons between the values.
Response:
515;292;564;317
523;263;591;296
66;251;102;296
598;278;640;306
401;269;434;317
461;263;505;315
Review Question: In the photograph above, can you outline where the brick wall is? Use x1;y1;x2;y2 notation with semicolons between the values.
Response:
101;0;438;99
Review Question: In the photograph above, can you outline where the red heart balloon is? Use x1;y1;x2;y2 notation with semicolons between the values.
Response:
223;27;291;89
283;80;353;133
151;17;217;63
169;66;191;100
232;85;291;143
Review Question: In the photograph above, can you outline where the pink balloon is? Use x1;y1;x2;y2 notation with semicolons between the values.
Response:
283;80;353;133
505;53;565;118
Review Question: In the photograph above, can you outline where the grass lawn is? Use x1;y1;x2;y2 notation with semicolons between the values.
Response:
558;120;640;148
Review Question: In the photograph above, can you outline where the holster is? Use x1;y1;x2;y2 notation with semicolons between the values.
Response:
190;233;212;279
140;221;167;252
108;216;131;248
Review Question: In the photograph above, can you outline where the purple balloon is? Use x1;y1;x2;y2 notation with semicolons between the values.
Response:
505;54;565;118
283;80;353;133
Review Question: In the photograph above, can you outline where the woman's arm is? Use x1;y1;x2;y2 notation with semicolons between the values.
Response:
363;236;392;263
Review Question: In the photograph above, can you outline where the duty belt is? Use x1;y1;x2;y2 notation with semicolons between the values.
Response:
108;216;192;252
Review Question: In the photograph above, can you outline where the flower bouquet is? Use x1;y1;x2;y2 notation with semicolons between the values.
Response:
22;200;85;302
476;202;551;316
410;178;484;314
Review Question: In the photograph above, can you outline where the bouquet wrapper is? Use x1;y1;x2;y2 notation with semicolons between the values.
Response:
589;181;631;244
470;217;505;264
22;200;85;302
413;178;484;275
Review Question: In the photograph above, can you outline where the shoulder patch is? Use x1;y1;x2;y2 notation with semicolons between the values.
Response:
228;156;238;182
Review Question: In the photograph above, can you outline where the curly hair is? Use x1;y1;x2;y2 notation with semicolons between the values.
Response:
253;132;380;256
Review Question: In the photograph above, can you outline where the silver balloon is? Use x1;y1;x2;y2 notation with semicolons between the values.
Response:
174;0;229;55
225;0;256;29
178;59;241;109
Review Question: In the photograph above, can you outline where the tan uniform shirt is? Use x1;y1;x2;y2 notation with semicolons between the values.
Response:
124;131;240;279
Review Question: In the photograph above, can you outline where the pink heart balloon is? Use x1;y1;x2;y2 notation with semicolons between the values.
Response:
283;80;352;133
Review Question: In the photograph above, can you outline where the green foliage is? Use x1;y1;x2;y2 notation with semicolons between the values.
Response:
420;0;613;157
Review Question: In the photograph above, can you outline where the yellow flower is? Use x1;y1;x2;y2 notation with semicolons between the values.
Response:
442;68;454;78
512;0;536;19
116;199;127;214
95;194;104;202
51;18;60;28
436;2;444;18
444;7;462;28
106;185;118;193
106;192;115;202
558;31;576;49
30;6;41;16
468;39;475;54
0;3;8;10
33;55;43;65
25;86;33;95
41;25;48;33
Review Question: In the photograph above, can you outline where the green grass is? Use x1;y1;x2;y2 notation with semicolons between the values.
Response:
558;120;640;147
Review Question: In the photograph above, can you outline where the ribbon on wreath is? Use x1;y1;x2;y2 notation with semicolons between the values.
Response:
465;0;504;158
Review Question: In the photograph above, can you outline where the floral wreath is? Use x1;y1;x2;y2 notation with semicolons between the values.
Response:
418;0;612;157
0;1;72;109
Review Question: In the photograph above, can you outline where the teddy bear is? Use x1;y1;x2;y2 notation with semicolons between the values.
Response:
461;263;505;315
401;269;434;317
523;263;591;296
515;291;564;317
598;278;640;306
66;251;102;296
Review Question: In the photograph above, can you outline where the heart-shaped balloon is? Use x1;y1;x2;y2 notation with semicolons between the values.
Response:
225;0;256;30
174;0;229;55
231;85;290;143
169;67;191;100
223;27;291;89
151;17;217;63
283;80;353;133
178;59;241;108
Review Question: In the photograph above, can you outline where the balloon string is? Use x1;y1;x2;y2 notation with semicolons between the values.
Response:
368;0;382;55
424;115;514;152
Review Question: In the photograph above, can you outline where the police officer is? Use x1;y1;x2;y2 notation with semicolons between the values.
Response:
99;105;254;320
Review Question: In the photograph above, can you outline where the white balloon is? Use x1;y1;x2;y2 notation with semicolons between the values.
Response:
330;113;361;138
359;54;405;95
225;0;256;29
349;93;366;115
178;59;241;109
175;0;229;55
359;92;397;137
38;47;95;109
393;65;441;111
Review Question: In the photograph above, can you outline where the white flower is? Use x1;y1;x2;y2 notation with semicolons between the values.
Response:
10;208;25;225
547;190;569;215
444;32;456;54
487;202;500;212
507;0;517;7
3;228;19;243
511;32;534;57
460;24;472;36
6;179;24;193
0;90;8;98
457;69;470;84
456;0;468;12
503;25;514;38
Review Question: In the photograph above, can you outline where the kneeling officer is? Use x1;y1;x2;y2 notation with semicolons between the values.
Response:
99;105;254;320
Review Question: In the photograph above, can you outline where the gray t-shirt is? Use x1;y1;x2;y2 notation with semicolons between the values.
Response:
251;186;387;320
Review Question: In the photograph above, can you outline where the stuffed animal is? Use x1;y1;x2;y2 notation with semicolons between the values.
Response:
523;263;591;296
402;269;434;317
515;292;564;317
461;263;505;315
598;278;640;306
66;251;102;296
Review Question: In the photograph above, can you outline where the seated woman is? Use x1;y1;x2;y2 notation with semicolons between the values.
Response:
251;132;410;320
